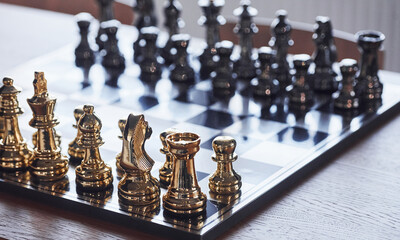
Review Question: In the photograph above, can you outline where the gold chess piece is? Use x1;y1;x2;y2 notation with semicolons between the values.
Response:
209;136;242;195
27;72;68;181
75;104;113;191
0;77;33;170
163;132;207;216
159;128;179;187
118;114;160;212
115;118;126;173
68;106;85;160
32;129;61;149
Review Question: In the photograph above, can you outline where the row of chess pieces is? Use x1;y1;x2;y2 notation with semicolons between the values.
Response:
75;0;386;112
0;72;241;216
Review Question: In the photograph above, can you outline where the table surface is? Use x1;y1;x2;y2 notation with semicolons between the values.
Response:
1;3;400;240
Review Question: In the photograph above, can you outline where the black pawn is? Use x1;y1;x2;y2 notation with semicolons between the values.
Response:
251;47;279;99
269;9;293;87
312;16;338;93
162;0;184;66
212;40;236;97
233;0;258;81
334;59;359;109
198;0;226;80
355;30;385;101
169;34;195;84
288;54;313;106
140;27;162;82
133;0;157;63
75;13;95;88
101;20;125;87
95;0;114;50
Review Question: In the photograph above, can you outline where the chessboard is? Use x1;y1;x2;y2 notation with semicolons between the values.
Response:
1;24;400;240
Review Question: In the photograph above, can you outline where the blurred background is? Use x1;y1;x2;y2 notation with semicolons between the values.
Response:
0;0;399;72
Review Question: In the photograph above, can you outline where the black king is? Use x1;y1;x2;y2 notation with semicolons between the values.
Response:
27;72;68;181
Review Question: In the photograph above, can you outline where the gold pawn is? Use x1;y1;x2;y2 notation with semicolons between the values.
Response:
118;114;160;213
75;104;113;191
159;128;179;187
68;106;85;160
163;132;207;216
208;136;242;195
27;72;68;181
0;77;33;170
115;118;126;173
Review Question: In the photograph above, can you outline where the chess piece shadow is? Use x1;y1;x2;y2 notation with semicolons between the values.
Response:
0;170;30;184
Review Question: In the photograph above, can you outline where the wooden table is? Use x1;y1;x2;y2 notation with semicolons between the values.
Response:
1;3;399;239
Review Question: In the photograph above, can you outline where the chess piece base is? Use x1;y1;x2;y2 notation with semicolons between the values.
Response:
0;143;32;171
30;152;69;181
118;170;160;207
162;191;207;216
209;170;242;195
75;164;113;191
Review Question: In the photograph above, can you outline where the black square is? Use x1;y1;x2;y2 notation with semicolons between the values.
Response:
196;171;209;182
186;109;237;130
272;126;329;148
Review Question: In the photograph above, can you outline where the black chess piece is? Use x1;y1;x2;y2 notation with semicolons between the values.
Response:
312;16;338;93
355;30;385;102
198;0;226;80
161;0;184;66
133;0;158;63
95;0;114;50
334;58;359;109
101;20;125;87
133;0;157;30
269;9;293;87
233;0;258;81
169;34;195;84
288;54;313;106
212;40;236;97
140;27;162;82
251;47;279;99
74;13;95;88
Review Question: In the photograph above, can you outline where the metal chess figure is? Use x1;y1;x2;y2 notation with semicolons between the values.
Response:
115;119;126;174
27;72;68;181
159;128;180;187
312;16;338;93
269;9;293;87
209;136;242;196
334;59;360;109
0;77;33;170
118;114;160;213
198;0;226;79
355;30;385;101
95;0;114;50
170;34;195;83
251;46;279;98
68;106;85;160
101;19;125;87
288;54;314;107
139;27;162;82
163;132;207;216
212;40;236;97
75;105;113;191
162;0;184;66
233;0;258;81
